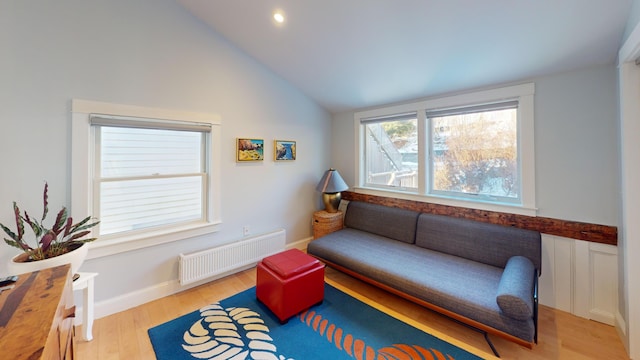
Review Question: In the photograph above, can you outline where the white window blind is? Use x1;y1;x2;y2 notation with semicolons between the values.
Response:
92;116;209;236
425;100;518;119
360;112;418;124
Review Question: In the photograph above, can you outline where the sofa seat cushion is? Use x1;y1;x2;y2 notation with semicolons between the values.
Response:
307;228;535;342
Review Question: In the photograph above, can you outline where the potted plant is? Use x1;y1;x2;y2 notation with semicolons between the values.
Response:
1;182;99;275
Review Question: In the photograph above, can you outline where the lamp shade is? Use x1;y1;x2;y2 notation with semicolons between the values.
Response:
316;168;348;193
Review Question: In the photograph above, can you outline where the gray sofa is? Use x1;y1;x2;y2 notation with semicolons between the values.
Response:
307;201;541;355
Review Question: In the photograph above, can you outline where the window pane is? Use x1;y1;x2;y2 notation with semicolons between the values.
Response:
100;176;203;235
364;118;418;189
101;127;202;178
430;108;518;200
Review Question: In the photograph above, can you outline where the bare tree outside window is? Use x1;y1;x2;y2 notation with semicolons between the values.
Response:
431;108;518;200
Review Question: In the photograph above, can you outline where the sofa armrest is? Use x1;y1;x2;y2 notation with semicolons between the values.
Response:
496;256;536;320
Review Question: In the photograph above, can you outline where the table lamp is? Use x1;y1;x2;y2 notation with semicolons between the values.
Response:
316;168;348;213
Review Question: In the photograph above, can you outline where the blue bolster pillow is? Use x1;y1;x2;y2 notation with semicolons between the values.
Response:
496;256;536;320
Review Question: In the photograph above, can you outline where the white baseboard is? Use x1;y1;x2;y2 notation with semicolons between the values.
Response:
77;237;314;322
615;311;630;358
287;236;313;251
74;279;180;325
89;263;256;320
590;308;616;326
94;278;184;320
616;310;627;336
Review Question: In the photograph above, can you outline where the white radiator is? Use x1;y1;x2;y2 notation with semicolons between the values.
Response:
179;229;286;285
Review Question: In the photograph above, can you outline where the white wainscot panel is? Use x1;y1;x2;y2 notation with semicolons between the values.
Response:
540;234;573;312
539;234;618;325
588;242;618;325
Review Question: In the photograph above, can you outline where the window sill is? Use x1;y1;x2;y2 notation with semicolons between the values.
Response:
352;186;538;217
86;221;222;259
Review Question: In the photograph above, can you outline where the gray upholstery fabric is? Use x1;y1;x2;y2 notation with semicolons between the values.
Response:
343;201;419;244
415;213;542;274
496;256;536;320
307;229;536;342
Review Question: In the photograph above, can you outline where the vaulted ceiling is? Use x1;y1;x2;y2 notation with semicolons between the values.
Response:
177;0;632;113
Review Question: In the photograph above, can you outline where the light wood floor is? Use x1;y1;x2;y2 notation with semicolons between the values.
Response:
76;267;630;360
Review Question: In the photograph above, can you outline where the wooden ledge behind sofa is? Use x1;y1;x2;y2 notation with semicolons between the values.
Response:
342;191;617;246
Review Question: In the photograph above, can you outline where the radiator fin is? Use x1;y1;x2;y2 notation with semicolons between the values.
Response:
179;229;285;285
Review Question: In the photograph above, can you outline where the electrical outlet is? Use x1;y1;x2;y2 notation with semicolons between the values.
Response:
243;226;250;236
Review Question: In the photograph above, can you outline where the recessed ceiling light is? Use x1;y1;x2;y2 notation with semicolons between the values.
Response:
273;11;285;24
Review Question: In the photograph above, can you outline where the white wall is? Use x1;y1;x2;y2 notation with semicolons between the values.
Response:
533;65;619;225
0;1;331;306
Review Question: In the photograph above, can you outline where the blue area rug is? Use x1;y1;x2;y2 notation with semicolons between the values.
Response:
148;284;485;360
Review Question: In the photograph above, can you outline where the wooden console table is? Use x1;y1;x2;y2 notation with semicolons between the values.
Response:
0;264;76;359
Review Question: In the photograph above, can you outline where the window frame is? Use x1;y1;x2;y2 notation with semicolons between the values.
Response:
427;101;520;204
354;83;536;216
71;99;222;259
361;112;419;192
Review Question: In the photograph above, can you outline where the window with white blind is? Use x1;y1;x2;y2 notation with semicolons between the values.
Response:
71;100;221;257
93;119;208;236
354;83;536;215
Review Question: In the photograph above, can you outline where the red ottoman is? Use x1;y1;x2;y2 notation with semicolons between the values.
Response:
256;249;325;323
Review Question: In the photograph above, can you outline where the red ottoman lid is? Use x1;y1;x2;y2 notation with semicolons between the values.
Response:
262;249;321;278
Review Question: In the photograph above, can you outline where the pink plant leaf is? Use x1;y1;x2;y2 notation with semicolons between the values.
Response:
42;182;49;221
63;217;73;237
66;230;91;242
13;202;24;240
40;232;55;253
52;207;68;235
22;210;33;231
22;212;43;237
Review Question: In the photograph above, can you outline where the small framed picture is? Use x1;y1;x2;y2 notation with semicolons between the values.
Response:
274;140;296;161
236;138;264;162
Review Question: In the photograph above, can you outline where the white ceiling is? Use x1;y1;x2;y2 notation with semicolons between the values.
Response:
177;0;632;113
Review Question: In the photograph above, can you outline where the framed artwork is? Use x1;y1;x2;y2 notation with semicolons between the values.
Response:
236;138;264;162
274;140;296;161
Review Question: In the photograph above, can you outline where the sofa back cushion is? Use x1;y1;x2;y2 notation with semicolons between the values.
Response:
415;213;542;272
344;201;420;244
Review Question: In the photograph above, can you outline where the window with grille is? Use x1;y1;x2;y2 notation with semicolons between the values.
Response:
93;119;210;236
355;83;535;213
